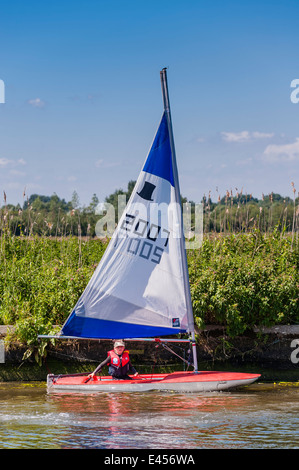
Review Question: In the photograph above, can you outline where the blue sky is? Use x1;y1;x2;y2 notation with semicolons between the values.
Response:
0;0;299;207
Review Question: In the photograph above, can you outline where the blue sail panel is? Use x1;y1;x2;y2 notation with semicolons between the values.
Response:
62;314;187;339
142;113;174;186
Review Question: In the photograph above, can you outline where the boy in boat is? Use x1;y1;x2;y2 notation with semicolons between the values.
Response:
88;340;139;380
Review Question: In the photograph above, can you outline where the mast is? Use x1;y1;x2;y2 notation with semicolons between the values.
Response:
160;68;199;373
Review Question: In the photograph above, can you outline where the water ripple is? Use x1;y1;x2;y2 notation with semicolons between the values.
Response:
0;382;298;448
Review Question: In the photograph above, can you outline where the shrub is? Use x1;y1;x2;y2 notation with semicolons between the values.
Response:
189;230;299;336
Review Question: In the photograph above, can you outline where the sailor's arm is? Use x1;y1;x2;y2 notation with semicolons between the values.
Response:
88;356;110;377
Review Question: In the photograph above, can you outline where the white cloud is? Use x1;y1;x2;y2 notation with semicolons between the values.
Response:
27;98;46;108
0;158;26;167
252;132;274;139
221;131;274;142
263;138;299;162
222;131;251;142
0;158;12;167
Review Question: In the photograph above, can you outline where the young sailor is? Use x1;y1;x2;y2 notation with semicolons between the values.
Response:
88;340;139;380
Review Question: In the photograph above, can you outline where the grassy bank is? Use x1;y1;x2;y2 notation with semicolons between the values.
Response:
189;229;299;335
0;230;298;361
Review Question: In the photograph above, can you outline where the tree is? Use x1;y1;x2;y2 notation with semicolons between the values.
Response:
71;191;80;210
88;193;99;213
105;181;136;220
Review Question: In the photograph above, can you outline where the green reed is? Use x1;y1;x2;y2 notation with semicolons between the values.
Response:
0;185;298;364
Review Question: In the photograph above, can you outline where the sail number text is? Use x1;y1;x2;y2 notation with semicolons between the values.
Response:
118;212;170;264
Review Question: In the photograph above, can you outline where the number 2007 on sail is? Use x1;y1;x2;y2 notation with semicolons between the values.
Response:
117;212;170;264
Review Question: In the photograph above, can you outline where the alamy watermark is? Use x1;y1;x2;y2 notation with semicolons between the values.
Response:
0;340;4;363
94;196;203;250
290;79;299;103
290;339;299;364
0;79;5;104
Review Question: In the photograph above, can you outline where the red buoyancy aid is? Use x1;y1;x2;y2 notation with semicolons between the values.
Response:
108;349;130;369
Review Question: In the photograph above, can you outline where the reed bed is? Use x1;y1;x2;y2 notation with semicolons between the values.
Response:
0;186;298;362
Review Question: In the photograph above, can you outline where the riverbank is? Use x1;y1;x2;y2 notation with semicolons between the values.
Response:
1;233;298;352
1;324;298;382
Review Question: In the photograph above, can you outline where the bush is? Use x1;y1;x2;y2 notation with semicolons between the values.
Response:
189;230;299;336
0;230;298;357
0;236;107;359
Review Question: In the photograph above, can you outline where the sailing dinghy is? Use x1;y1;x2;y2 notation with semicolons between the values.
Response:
40;69;260;393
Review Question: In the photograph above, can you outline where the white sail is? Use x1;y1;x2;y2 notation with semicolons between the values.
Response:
61;112;192;339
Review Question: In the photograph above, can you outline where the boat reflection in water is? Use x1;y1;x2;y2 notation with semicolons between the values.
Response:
45;383;299;449
47;388;255;448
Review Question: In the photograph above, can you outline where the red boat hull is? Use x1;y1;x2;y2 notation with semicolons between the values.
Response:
47;370;260;393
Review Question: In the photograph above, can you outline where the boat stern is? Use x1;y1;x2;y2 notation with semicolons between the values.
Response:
47;374;56;390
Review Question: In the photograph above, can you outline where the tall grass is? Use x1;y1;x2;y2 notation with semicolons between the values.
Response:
0;185;298;361
1;184;299;238
200;187;299;237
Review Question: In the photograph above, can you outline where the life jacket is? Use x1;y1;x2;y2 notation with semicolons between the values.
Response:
107;349;130;377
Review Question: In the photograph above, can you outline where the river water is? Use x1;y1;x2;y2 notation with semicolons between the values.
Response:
0;381;298;450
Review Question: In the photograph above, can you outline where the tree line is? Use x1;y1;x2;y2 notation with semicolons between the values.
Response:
1;182;298;237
